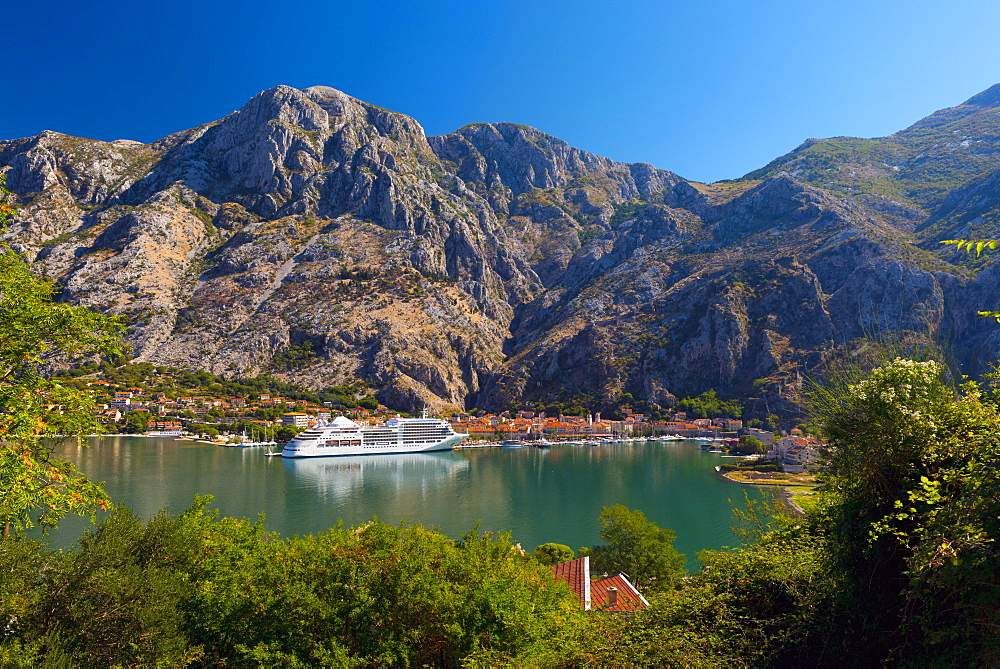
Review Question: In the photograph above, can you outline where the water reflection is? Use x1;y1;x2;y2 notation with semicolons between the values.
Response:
282;453;470;501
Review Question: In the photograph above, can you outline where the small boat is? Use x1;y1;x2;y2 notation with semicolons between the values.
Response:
532;438;553;448
501;439;526;448
237;440;278;448
227;427;277;448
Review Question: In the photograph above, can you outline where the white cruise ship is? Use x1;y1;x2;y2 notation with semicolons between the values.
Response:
280;411;466;458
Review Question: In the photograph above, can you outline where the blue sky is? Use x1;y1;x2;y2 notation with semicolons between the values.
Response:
5;0;1000;182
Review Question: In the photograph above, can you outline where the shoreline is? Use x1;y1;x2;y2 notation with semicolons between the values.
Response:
718;470;809;516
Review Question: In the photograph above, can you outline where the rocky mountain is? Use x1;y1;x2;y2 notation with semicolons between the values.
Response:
3;84;1000;417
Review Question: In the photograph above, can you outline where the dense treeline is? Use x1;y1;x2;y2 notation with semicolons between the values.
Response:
673;389;743;419
510;387;745;423
0;501;583;666
57;361;380;412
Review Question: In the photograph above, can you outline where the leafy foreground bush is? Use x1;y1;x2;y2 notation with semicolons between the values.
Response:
567;358;1000;667
816;358;1000;665
1;500;584;666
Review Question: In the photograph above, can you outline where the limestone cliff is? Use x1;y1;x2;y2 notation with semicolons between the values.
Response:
3;83;1000;416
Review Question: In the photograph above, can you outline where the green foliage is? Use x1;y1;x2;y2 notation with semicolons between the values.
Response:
270;341;318;372
608;200;647;229
817;357;1000;663
822;358;953;506
0;177;125;535
32;506;194;666
0;256;126;444
730;434;764;455
0;536;47;663
718;460;781;473
588;504;685;591
533;542;574;566
186;423;219;438
356;394;379;410
941;238;1000;321
1;497;585;665
319;383;366;408
800;336;947;434
564;521;831;666
675;388;742;419
71;361;334;405
121;410;150;434
942;237;1000;257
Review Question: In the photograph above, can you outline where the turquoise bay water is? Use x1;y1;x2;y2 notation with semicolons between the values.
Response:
51;437;762;568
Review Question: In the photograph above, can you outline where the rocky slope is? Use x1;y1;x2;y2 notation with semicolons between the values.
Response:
3;84;1000;417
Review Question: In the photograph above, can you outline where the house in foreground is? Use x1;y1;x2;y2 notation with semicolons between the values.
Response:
552;556;649;612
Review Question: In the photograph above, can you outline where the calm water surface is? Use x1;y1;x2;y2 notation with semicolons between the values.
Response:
51;437;763;568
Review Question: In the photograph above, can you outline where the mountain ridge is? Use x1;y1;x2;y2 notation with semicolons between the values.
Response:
4;83;1000;418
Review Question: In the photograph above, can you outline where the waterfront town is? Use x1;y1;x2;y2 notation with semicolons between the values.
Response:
76;379;821;473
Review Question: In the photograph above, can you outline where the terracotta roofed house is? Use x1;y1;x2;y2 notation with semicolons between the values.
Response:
552;556;648;612
553;556;591;610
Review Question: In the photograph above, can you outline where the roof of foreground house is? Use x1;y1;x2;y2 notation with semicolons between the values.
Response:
553;556;591;609
552;557;648;612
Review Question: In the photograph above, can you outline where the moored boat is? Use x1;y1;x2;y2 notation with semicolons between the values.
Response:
281;410;465;458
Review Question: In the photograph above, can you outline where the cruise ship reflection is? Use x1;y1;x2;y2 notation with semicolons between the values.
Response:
281;452;471;500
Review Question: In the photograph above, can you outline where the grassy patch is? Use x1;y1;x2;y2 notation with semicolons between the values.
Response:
721;470;818;487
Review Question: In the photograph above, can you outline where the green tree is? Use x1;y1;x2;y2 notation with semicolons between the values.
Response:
675;389;742;419
816;357;1000;662
120;499;583;666
357;394;379;410
533;542;574;566
31;506;192;665
0;177;126;535
122;411;151;434
588;504;685;591
731;434;764;455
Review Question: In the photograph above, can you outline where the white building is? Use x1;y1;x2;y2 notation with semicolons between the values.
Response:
773;436;822;472
281;412;311;428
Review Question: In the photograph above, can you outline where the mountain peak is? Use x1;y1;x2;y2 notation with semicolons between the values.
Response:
961;82;1000;109
302;84;349;99
896;82;1000;136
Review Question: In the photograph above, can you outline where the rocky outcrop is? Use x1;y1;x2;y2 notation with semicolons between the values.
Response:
4;83;1000;417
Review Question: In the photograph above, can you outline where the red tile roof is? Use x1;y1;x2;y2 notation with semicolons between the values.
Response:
591;574;649;612
552;556;591;610
552;558;648;612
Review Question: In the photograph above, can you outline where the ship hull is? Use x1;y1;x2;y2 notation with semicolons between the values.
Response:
281;434;465;458
281;417;465;458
